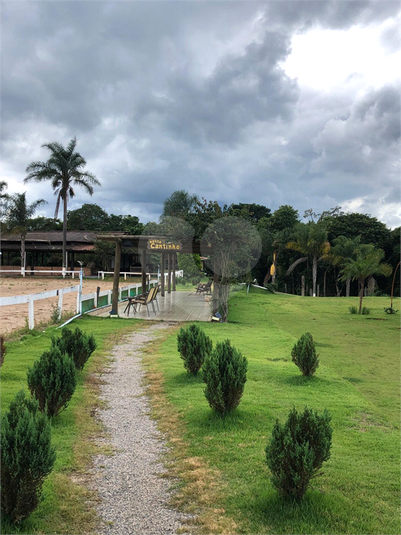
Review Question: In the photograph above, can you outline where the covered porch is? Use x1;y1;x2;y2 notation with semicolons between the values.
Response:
88;289;212;322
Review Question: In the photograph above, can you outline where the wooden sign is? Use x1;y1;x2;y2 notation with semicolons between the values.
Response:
147;238;182;251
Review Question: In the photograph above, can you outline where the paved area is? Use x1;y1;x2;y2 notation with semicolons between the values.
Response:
89;290;212;322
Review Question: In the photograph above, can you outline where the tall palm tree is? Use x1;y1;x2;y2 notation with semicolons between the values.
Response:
24;138;100;270
328;235;362;296
286;222;330;297
6;192;47;272
340;245;392;313
0;181;10;221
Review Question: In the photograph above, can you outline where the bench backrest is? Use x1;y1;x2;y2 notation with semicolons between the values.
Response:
145;286;157;303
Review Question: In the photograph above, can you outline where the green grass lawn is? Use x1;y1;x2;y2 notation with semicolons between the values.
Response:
1;289;399;534
144;288;400;534
0;316;145;534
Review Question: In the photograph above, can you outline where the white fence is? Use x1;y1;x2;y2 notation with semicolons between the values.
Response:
0;285;80;330
0;279;159;330
0;267;81;278
97;270;184;281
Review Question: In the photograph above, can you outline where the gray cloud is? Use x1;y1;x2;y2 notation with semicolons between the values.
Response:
1;1;400;229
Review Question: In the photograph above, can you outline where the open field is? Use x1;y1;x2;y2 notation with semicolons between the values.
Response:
1;288;400;534
143;289;401;534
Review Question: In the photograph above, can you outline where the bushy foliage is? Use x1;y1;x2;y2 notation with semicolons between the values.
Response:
349;306;358;314
291;332;319;376
361;307;371;315
27;346;77;417
0;334;6;367
265;407;332;500
51;327;97;370
177;324;213;375
1;390;56;524
203;339;247;414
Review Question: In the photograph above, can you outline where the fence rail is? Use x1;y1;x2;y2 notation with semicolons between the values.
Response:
0;279;159;330
0;285;80;330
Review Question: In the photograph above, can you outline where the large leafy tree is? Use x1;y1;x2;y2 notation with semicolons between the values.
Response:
5;192;47;270
286;222;331;297
162;190;199;220
24;138;100;269
68;203;109;231
340;245;392;313
326;212;391;252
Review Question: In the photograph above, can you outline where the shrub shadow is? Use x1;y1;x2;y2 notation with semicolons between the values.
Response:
282;375;331;387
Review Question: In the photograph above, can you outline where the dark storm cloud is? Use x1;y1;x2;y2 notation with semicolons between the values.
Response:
133;30;299;145
1;0;400;228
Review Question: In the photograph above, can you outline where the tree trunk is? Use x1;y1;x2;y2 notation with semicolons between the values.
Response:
346;278;351;297
312;256;317;297
62;196;68;270
358;278;364;314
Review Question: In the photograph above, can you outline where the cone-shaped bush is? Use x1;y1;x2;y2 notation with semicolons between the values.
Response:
27;345;77;417
1;390;56;524
51;327;97;370
177;324;213;375
203;339;247;414
265;407;332;500
291;332;319;376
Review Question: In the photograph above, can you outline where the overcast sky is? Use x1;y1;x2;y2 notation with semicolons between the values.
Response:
1;0;400;228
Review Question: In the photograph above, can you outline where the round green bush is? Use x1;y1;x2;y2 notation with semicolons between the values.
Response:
177;324;212;375
27;345;77;417
1;391;56;524
203;339;247;414
291;332;319;376
265;406;332;500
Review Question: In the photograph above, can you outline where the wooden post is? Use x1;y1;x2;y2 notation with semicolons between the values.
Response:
172;252;176;291
301;276;305;296
141;249;147;296
111;239;122;316
161;253;165;297
167;253;171;294
284;283;287;294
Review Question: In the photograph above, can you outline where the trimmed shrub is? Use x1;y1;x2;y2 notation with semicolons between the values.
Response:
291;332;319;376
0;334;6;367
1;390;56;524
265;407;332;500
27;346;77;417
51;327;97;370
203;339;247;414
177;324;212;375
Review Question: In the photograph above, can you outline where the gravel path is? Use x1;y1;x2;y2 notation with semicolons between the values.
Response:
91;322;192;535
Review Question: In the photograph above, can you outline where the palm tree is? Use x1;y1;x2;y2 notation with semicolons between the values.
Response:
24;138;100;270
6;192;47;272
328;235;362;296
340;245;392;313
264;227;293;285
0;181;10;221
286;222;330;297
